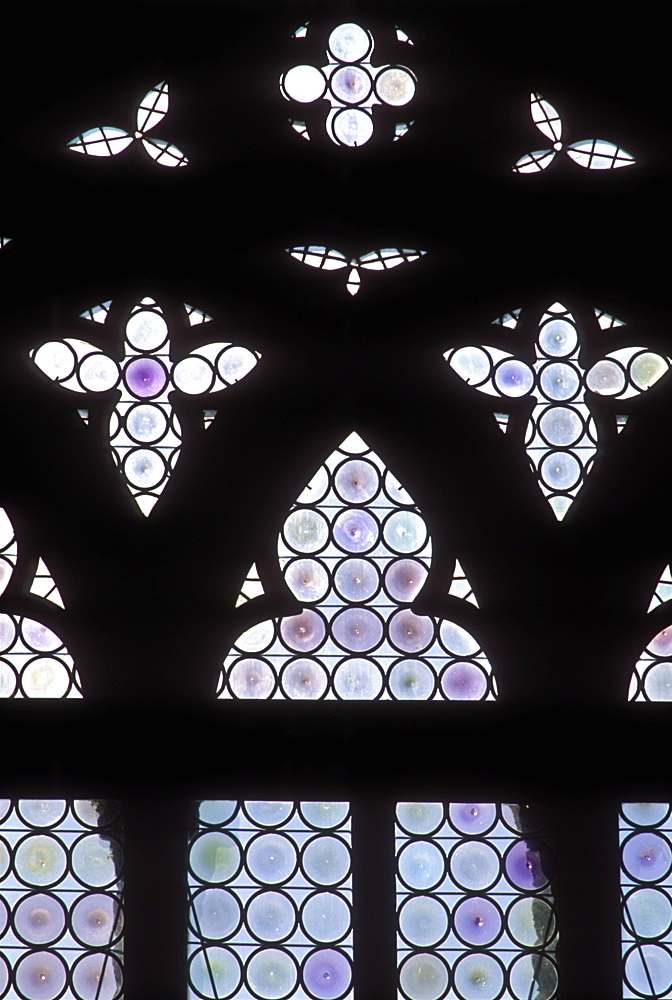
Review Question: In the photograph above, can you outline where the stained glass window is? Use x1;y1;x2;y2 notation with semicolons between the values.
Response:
0;799;123;1000
396;803;557;1000
188;801;352;1000
1;2;664;997
621;804;672;997
219;432;493;701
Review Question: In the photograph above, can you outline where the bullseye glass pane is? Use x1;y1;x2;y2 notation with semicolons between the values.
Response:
621;803;672;997
188;801;352;1000
396;803;557;998
0;799;123;998
220;434;493;701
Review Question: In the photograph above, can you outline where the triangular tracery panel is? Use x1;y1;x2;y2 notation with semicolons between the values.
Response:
218;433;494;701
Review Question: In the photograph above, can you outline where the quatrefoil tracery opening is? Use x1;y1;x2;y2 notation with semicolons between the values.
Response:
446;303;670;520
31;298;261;516
281;22;416;146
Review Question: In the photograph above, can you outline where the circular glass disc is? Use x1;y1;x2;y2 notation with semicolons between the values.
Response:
283;65;327;103
328;23;371;62
331;108;374;147
376;67;415;105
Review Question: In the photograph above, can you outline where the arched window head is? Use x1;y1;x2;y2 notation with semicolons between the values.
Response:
446;303;670;520
396;802;558;999
630;566;672;702
32;298;261;516
514;93;635;173
281;22;416;146
188;800;352;1000
219;432;493;701
0;508;80;699
620;803;672;996
67;81;188;167
0;798;123;997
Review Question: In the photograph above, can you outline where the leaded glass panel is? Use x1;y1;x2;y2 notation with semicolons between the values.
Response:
621;804;672;997
396;803;558;1000
188;801;352;1000
0;799;123;1000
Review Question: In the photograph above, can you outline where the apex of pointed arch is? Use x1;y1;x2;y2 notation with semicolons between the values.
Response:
545;301;570;315
339;431;369;453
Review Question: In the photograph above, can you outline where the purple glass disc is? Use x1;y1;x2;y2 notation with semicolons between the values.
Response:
14;893;66;945
623;832;672;882
388;610;434;653
453;896;502;946
448;803;497;836
331;608;383;653
332;510;378;553
384;559;427;602
280;611;326;652
303;949;351;1000
505;839;551;890
649;627;672;657
440;661;487;700
124;357;167;398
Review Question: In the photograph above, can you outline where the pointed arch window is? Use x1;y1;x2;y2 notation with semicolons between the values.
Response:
219;433;493;701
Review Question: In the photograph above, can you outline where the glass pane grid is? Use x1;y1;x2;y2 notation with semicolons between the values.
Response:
0;799;123;1000
621;803;672;997
188;801;353;1000
396;803;557;1000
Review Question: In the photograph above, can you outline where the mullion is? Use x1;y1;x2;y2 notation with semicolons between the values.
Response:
550;798;622;999
122;795;191;1000
350;797;397;1000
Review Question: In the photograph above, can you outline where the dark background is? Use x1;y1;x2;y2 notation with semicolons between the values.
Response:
0;2;668;995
